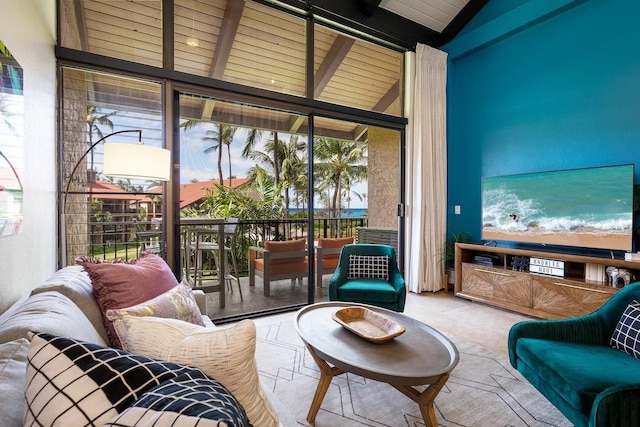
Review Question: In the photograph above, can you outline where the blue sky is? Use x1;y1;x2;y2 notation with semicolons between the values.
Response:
98;111;367;208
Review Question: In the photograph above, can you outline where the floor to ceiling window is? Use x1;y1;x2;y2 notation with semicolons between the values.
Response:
60;67;163;266
58;0;407;320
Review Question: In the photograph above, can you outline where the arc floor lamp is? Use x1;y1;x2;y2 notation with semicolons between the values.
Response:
62;129;171;264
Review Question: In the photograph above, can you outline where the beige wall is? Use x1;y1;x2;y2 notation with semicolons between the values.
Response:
0;0;57;313
367;127;400;228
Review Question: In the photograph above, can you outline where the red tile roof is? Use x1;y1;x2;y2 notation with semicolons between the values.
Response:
88;181;154;202
87;178;249;208
177;178;249;208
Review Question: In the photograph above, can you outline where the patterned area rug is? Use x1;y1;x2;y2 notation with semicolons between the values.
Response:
254;317;572;427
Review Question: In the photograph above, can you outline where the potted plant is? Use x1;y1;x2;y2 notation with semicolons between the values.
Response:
441;231;471;287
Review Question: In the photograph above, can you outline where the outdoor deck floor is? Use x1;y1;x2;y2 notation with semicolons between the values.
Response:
199;275;331;322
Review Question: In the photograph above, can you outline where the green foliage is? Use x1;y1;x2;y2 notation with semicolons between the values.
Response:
440;231;471;268
94;210;113;222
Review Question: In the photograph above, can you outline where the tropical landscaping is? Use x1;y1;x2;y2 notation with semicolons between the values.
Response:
70;107;370;265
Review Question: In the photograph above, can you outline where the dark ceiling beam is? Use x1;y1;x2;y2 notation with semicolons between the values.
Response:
73;0;88;52
314;35;355;98
199;0;245;119
440;0;489;45
372;80;399;113
357;0;382;17
208;0;245;79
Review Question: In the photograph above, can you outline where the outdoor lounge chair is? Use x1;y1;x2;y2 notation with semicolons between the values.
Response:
249;238;308;297
315;236;354;287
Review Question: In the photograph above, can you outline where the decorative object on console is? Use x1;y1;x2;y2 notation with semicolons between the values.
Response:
529;257;565;277
606;266;635;288
511;255;529;271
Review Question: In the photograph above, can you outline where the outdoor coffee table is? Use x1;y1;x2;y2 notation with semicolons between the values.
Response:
295;302;459;426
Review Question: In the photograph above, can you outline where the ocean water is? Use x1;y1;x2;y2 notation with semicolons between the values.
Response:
482;165;634;233
289;208;367;218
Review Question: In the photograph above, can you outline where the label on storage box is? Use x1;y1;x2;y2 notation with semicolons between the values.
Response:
529;257;565;277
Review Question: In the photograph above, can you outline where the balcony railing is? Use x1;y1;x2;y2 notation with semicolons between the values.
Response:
84;217;368;273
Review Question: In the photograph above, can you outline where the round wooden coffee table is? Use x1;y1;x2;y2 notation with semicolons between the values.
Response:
295;302;459;426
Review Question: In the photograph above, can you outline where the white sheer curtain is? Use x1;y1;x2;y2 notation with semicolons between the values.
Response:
405;44;448;293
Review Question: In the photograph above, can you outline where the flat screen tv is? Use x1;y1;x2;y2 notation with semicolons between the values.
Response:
481;164;635;252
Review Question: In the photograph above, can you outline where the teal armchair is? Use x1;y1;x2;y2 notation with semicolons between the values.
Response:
328;244;406;312
508;283;640;427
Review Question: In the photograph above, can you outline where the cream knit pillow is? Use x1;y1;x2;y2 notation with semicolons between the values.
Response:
115;316;279;427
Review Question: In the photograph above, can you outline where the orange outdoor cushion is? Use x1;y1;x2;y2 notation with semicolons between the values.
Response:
317;237;354;261
263;238;306;265
255;257;308;275
320;257;339;270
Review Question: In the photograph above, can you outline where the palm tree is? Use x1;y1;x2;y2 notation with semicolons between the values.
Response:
203;123;235;186
243;129;280;187
220;125;238;186
86;105;116;181
314;137;367;219
279;135;307;217
183;120;237;187
245;133;307;217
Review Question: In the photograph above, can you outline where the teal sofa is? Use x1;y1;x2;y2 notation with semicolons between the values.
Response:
508;282;640;427
328;244;406;312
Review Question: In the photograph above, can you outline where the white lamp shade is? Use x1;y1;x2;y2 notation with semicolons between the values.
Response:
103;143;171;181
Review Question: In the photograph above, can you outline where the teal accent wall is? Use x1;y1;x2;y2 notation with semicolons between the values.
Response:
442;0;640;243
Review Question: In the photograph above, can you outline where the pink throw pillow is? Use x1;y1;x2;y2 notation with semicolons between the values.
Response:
77;254;179;348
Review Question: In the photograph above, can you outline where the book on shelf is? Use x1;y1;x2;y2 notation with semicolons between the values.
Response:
585;263;605;283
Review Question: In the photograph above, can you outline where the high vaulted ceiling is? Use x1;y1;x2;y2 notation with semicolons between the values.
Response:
291;0;488;49
59;0;487;142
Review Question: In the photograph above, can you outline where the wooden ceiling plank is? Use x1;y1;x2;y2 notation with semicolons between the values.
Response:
313;35;355;99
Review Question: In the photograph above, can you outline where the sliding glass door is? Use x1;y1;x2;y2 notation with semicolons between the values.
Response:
178;92;310;320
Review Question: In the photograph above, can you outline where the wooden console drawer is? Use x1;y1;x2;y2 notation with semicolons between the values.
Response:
531;275;616;318
461;263;531;306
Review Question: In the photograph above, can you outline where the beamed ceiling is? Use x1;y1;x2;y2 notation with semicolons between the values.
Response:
62;0;486;140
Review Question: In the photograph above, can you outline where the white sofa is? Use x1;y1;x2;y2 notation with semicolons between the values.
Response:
0;265;294;426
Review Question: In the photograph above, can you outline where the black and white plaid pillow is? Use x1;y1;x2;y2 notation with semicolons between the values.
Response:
103;371;251;426
25;332;250;427
611;300;640;359
348;254;389;281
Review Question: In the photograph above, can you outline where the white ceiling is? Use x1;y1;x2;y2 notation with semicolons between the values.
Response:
379;0;470;33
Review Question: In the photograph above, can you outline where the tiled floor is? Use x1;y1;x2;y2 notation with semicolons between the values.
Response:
203;276;533;356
